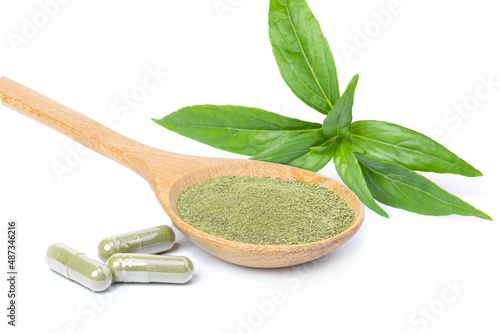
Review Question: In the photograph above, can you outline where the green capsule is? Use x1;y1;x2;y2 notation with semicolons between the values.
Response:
106;254;193;284
46;243;112;292
98;225;175;261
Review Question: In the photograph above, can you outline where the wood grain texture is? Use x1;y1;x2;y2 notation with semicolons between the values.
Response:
0;77;364;268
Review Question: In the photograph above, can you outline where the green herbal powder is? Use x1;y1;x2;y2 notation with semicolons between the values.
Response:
177;176;355;245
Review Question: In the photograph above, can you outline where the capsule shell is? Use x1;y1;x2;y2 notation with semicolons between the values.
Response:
98;225;175;261
46;243;112;292
107;254;194;284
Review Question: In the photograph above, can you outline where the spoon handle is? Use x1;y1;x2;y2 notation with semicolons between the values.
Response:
0;77;154;176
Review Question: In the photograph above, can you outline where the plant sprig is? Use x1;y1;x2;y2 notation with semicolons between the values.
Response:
153;0;491;220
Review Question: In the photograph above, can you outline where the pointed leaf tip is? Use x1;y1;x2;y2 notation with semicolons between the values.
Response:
323;74;359;138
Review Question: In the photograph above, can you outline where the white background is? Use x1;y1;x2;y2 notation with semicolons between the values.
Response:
1;0;499;333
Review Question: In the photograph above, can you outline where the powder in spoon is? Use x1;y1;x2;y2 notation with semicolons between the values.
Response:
176;176;355;245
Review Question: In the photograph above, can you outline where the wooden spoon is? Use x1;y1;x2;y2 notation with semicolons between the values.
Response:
0;77;364;268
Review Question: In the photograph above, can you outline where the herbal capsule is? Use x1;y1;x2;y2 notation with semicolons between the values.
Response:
98;225;175;261
46;243;112;292
107;254;194;284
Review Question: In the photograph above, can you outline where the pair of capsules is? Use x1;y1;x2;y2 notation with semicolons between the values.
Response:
46;225;193;292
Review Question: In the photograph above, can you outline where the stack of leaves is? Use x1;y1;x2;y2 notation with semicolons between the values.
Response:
154;0;490;220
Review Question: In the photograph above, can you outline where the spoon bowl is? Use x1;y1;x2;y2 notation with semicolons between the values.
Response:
0;77;364;268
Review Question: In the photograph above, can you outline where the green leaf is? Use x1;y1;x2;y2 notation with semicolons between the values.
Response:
310;138;340;152
356;155;491;220
349;120;482;177
153;105;322;156
251;134;338;172
269;0;340;114
341;140;364;154
334;141;389;217
323;74;359;138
